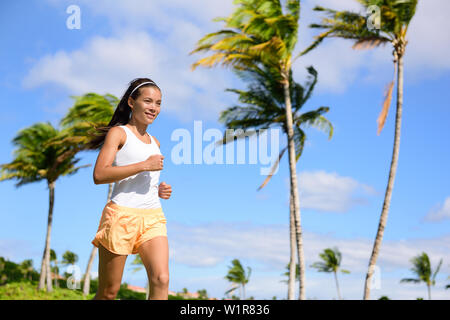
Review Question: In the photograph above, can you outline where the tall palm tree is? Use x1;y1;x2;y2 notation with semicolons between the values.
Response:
58;92;117;295
218;64;332;300
0;122;89;292
49;249;60;288
400;252;443;300
224;259;252;300
190;0;329;299
303;0;418;299
310;247;350;300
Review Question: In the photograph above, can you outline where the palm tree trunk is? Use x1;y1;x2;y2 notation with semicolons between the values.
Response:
38;253;46;290
427;284;431;300
242;283;246;300
334;271;342;300
288;192;296;299
82;245;97;295
363;52;404;300
282;75;306;300
82;182;114;296
145;280;150;300
53;265;58;288
38;181;55;292
46;255;52;291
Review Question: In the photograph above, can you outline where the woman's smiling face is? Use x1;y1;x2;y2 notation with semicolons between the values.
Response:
128;86;162;124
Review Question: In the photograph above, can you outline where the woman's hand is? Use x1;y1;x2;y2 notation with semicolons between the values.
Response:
141;154;164;172
158;182;172;199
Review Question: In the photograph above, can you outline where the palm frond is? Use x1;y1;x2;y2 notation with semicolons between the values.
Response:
377;80;395;135
431;258;443;284
256;146;287;190
400;278;421;283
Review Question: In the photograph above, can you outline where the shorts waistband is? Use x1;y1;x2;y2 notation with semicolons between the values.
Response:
106;201;163;215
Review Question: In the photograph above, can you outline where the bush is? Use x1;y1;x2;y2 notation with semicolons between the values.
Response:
116;283;146;300
0;281;95;300
0;257;40;285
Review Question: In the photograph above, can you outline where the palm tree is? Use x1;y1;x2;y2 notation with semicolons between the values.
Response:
281;261;301;299
224;259;252;300
310;247;350;300
0;122;89;292
190;0;331;299
58;92;117;295
49;249;60;288
18;259;34;281
400;252;443;300
62;250;80;290
197;289;209;300
130;254;150;299
303;0;418;300
217;64;332;299
281;261;299;284
62;250;78;266
219;67;333;299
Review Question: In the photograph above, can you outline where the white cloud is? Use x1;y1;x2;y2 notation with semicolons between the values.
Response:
424;197;450;222
0;239;41;263
26;0;240;122
293;170;378;213
296;0;450;92
22;30;235;123
167;220;450;273
405;0;450;76
162;220;450;299
33;0;450;109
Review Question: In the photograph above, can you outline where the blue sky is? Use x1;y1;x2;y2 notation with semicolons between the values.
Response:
0;0;449;300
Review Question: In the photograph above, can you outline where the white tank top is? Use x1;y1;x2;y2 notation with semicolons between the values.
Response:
110;125;163;209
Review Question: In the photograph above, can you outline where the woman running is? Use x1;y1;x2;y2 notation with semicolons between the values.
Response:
89;78;172;300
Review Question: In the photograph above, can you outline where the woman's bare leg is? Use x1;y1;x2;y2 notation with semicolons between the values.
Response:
93;243;128;300
138;235;169;300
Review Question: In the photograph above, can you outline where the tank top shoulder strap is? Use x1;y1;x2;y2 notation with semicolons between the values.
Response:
120;125;130;134
121;125;153;145
149;134;159;148
116;125;130;149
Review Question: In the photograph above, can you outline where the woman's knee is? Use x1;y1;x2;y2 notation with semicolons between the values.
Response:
151;273;169;287
97;284;121;300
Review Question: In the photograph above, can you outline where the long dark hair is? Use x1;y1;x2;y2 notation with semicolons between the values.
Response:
88;78;161;149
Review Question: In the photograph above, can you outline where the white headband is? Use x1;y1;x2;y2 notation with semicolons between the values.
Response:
130;81;156;96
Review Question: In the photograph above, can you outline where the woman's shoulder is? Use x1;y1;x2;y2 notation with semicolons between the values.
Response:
108;125;126;136
106;125;127;147
151;135;161;148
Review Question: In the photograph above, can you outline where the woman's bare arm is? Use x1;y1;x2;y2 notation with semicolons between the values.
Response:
93;126;144;184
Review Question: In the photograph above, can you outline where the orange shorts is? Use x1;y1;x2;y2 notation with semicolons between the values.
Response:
91;201;167;255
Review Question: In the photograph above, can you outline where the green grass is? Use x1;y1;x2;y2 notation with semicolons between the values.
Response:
0;281;95;300
0;281;211;300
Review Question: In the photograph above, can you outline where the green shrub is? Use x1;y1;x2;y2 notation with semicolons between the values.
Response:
116;283;146;300
0;281;95;300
